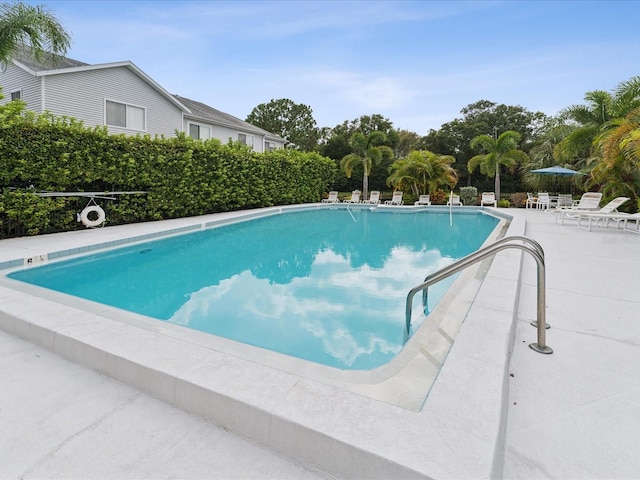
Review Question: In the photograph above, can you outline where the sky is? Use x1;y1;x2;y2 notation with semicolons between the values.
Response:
22;0;640;134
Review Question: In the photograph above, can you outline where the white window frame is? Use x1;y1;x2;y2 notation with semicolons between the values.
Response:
10;89;22;101
238;132;254;148
104;99;146;132
265;141;277;152
188;122;211;140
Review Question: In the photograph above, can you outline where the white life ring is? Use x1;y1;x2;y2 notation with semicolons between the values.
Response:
80;205;106;228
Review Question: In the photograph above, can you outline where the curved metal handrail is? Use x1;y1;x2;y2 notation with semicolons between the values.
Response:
405;235;552;354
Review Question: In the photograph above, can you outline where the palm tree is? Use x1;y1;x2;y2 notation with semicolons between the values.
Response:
340;131;393;199
553;90;615;167
468;130;528;201
387;150;457;196
554;77;640;167
589;106;640;212
0;2;71;64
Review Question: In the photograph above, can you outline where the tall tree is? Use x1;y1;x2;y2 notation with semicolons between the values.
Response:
394;129;421;158
419;100;546;190
245;98;319;151
467;130;528;200
340;131;393;199
387;150;457;196
320;114;399;160
0;1;71;64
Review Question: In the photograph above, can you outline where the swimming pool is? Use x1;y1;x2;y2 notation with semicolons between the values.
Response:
0;205;524;477
8;208;499;371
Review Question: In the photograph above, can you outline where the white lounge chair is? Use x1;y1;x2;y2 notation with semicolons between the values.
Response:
480;192;497;207
447;194;462;206
622;213;640;234
321;191;340;203
574;197;630;231
363;190;380;205
385;191;403;205
414;194;431;206
553;192;603;224
344;190;361;203
597;212;640;234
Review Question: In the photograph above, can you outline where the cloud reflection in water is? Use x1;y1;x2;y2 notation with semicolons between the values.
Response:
169;246;454;369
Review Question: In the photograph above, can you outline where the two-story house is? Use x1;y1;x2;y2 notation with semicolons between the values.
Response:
0;48;284;153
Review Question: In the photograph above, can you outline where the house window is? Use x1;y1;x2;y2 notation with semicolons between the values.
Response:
238;133;254;148
189;123;211;140
265;141;277;152
106;100;145;130
10;90;21;101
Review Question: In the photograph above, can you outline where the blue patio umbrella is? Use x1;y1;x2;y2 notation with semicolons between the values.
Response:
530;166;581;176
530;166;583;193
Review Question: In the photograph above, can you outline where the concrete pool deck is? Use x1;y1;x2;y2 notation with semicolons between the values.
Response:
0;206;638;479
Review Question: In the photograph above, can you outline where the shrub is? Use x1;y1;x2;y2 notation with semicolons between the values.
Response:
460;186;478;206
510;192;528;208
430;189;447;205
498;199;511;208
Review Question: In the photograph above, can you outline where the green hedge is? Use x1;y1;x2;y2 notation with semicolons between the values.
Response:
0;114;337;238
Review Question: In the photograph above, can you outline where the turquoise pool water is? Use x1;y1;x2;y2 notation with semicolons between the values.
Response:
9;209;499;370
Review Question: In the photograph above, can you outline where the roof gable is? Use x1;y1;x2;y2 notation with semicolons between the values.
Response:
11;47;189;113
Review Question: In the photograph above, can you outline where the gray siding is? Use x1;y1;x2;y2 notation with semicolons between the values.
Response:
184;118;268;153
42;67;183;137
0;63;42;109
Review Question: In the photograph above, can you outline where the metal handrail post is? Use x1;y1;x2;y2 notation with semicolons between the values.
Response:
404;236;552;354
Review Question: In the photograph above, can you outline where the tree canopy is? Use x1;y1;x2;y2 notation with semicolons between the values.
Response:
320;114;398;161
419;101;546;191
245;98;319;151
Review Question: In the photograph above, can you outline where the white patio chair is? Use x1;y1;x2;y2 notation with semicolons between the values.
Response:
414;194;431;206
480;192;497;207
447;194;463;206
363;190;380;205
526;193;538;209
385;191;404;205
536;192;550;210
321;191;340;203
557;194;574;207
344;190;361;203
